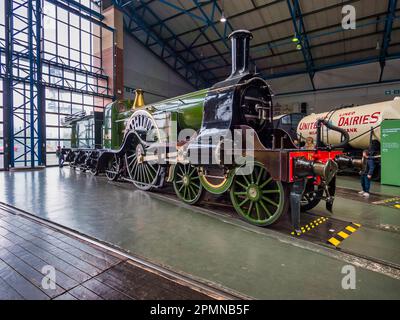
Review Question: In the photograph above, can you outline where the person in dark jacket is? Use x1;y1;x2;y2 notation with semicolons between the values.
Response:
56;146;64;168
359;150;375;198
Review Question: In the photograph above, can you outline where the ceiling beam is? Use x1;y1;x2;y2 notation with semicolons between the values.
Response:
379;0;398;81
286;0;315;89
164;0;361;54
112;0;214;88
184;9;399;68
200;26;400;74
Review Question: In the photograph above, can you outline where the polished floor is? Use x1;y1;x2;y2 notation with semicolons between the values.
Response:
0;168;400;299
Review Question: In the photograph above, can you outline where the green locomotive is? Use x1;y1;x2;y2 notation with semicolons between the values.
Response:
65;30;351;232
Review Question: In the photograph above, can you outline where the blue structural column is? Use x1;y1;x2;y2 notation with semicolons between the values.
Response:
287;0;316;90
379;0;398;82
6;0;44;168
3;0;12;170
36;0;45;166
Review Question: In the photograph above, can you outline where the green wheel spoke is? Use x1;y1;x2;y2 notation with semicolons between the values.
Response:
262;189;280;194
250;172;255;184
178;183;185;193
238;198;250;208
184;165;190;175
262;196;279;207
235;180;248;190
192;182;201;190
242;175;251;186
259;199;272;217
189;185;197;199
256;168;264;185
247;202;254;216
234;191;247;196
189;167;197;177
183;186;188;199
260;177;272;188
255;202;261;221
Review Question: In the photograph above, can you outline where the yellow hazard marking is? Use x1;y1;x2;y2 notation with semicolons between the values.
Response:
328;237;341;247
328;223;361;247
346;226;357;233
338;231;349;239
291;216;328;237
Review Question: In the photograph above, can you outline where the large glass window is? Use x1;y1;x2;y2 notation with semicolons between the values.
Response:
0;0;112;168
41;0;112;166
45;87;110;165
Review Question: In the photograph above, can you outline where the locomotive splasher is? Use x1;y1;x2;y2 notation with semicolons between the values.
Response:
67;30;350;233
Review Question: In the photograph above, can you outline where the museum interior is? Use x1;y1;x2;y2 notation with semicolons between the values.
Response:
0;0;399;301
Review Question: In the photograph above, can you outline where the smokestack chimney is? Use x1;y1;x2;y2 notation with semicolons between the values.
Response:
228;30;253;78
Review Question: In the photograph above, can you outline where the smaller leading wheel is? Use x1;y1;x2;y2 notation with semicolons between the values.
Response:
301;183;324;212
173;164;204;205
230;163;288;227
105;154;120;181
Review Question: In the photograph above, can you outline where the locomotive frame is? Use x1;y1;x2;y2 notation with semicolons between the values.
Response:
64;30;352;233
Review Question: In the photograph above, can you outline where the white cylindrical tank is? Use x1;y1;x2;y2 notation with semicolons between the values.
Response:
297;98;400;150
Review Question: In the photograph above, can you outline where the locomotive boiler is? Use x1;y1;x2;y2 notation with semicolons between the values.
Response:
65;30;349;233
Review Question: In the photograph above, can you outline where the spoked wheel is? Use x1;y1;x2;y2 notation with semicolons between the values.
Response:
230;163;288;227
301;185;323;212
88;153;99;176
125;140;161;190
173;164;204;205
105;155;120;181
124;110;163;191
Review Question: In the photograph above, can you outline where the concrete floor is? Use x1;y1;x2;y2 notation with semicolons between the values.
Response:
337;176;400;197
0;168;400;299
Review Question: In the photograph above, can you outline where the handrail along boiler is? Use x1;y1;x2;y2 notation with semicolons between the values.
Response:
65;30;350;232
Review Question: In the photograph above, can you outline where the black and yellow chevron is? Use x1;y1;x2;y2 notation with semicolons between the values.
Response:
291;217;329;237
328;223;361;247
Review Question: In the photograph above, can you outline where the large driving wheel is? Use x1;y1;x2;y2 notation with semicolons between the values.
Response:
173;164;204;205
124;111;162;191
230;163;288;227
105;154;120;181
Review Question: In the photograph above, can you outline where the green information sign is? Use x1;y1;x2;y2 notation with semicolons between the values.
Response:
381;120;400;187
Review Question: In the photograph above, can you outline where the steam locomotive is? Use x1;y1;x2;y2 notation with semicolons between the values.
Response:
64;30;351;233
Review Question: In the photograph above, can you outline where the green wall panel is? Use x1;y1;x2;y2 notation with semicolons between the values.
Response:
381;120;400;186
